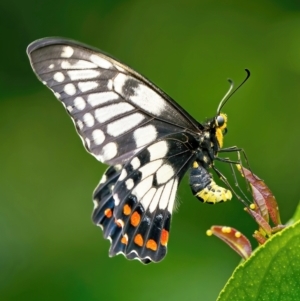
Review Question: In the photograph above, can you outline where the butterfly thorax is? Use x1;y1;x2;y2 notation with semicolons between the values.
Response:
189;112;231;204
195;112;228;169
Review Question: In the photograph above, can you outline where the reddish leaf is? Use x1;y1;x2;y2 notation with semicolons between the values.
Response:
207;226;252;259
237;165;281;225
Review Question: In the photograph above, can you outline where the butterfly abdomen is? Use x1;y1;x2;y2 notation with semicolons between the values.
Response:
190;161;232;204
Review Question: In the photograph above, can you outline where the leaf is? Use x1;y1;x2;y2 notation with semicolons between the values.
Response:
287;202;300;225
207;226;252;260
217;220;300;301
237;165;281;225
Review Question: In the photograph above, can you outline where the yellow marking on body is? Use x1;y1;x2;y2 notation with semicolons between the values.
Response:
130;211;141;227
250;204;256;210
146;239;158;251
216;113;228;148
134;234;143;247
216;128;224;148
193;161;199;168
104;208;112;218
196;180;232;203
123;204;131;215
160;229;169;246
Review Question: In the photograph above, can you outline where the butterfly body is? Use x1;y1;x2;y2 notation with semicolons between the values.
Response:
27;38;233;263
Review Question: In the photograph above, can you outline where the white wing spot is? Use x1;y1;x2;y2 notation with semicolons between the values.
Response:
64;83;76;96
133;124;157;148
95;102;134;123
125;178;134;190
99;174;107;184
130;157;141;170
114;73;128;94
92;129;105;145
107;80;113;90
115;164;122;171
78;81;98;92
159;179;174;210
53;72;65;82
156;164;175;184
101;142;118;161
149;186;164;213
61;60;97;69
130;83;166;116
61;46;74;58
77;120;84;129
87;91;119;107
139;160;163;180
115;65;126;72
90;54;113;69
141;188;156;210
147;141;168;161
85;138;91;148
66;106;73;112
83;113;95;127
114;74;166;116
67;69;100;81
114;193;121;206
168;178;178;212
54;92;61;99
132;176;153;201
107;113;145;137
74;97;86;110
118;169;127;181
93;199;98;209
48;64;54;69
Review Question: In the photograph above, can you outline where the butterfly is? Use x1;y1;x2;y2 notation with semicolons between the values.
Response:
27;38;247;264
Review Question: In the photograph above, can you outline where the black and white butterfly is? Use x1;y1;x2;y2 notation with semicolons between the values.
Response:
27;38;246;264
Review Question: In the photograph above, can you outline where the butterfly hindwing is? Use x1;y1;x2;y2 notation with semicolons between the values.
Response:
93;133;197;263
27;38;201;165
93;165;150;264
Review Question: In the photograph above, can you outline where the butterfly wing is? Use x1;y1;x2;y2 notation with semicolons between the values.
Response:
27;38;202;263
27;38;202;165
93;133;198;263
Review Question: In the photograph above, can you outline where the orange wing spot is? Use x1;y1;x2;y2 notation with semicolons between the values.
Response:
130;211;141;227
134;234;144;247
160;229;169;246
104;208;112;218
121;235;128;245
146;239;158;251
123;204;131;215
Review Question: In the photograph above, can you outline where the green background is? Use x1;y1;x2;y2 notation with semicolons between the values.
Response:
1;1;300;300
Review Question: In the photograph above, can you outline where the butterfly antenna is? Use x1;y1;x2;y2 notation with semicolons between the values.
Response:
217;69;251;114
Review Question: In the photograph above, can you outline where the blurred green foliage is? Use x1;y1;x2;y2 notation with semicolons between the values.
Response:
1;0;300;300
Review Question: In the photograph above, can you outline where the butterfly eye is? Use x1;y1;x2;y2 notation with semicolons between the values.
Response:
216;115;225;127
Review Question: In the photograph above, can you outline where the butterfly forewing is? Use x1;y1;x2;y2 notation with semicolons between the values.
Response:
27;38;205;263
27;38;201;165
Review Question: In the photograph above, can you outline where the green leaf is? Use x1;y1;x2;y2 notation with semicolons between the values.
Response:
217;220;300;301
288;202;300;225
